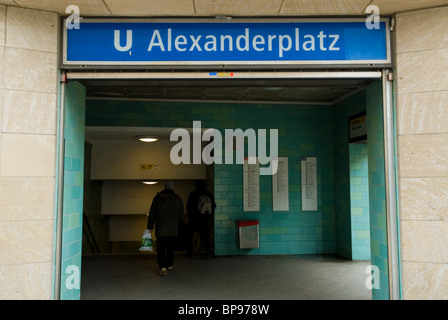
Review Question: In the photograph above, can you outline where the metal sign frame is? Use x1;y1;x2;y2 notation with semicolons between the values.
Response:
61;17;392;69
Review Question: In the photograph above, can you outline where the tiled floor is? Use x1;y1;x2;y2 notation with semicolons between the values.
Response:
80;254;372;300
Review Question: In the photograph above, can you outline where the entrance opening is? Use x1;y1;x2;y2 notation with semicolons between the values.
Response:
82;125;214;255
58;71;390;300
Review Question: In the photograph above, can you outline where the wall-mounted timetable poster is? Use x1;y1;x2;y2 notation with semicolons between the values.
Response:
301;157;317;211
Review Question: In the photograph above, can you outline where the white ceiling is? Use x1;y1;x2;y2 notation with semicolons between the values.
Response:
1;0;448;16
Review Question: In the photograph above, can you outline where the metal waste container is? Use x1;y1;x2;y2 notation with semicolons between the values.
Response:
237;220;259;249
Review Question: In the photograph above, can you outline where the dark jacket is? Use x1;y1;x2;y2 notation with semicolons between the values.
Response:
147;189;185;238
186;187;216;220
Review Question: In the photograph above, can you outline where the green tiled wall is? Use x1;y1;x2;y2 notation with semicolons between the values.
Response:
333;90;366;259
366;81;389;300
333;81;390;299
60;82;86;300
86;100;337;256
350;143;371;260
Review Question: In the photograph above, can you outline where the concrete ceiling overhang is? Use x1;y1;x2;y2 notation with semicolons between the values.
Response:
1;0;448;16
80;77;375;105
4;0;447;104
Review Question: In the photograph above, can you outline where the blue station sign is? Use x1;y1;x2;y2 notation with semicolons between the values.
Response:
62;19;391;67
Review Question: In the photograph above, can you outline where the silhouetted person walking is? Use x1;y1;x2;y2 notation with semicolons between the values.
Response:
147;180;185;276
186;180;216;258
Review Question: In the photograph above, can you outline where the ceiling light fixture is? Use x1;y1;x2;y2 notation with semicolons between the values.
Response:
142;181;158;185
137;135;159;143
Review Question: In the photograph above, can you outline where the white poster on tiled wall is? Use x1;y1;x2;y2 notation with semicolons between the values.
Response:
301;157;318;211
272;157;289;211
243;157;260;212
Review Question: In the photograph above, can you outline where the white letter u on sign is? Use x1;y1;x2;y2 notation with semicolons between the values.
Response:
114;30;133;51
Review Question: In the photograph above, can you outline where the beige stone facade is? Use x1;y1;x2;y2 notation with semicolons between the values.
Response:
0;6;59;299
0;1;447;300
395;7;448;300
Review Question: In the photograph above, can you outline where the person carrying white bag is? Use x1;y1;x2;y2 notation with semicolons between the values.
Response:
147;180;185;276
139;229;153;252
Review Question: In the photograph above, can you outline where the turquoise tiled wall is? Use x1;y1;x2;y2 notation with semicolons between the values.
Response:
86;100;337;256
349;143;371;260
333;90;366;259
366;81;389;300
329;81;390;298
60;82;86;300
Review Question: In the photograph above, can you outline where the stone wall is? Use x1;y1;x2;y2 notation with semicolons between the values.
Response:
395;6;448;300
0;6;59;299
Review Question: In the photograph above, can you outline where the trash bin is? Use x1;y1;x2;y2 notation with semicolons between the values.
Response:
237;220;259;249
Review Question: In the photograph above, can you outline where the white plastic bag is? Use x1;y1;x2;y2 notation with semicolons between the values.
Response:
139;229;153;252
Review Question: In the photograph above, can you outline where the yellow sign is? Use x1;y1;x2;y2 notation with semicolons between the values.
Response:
349;112;367;142
139;164;160;171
